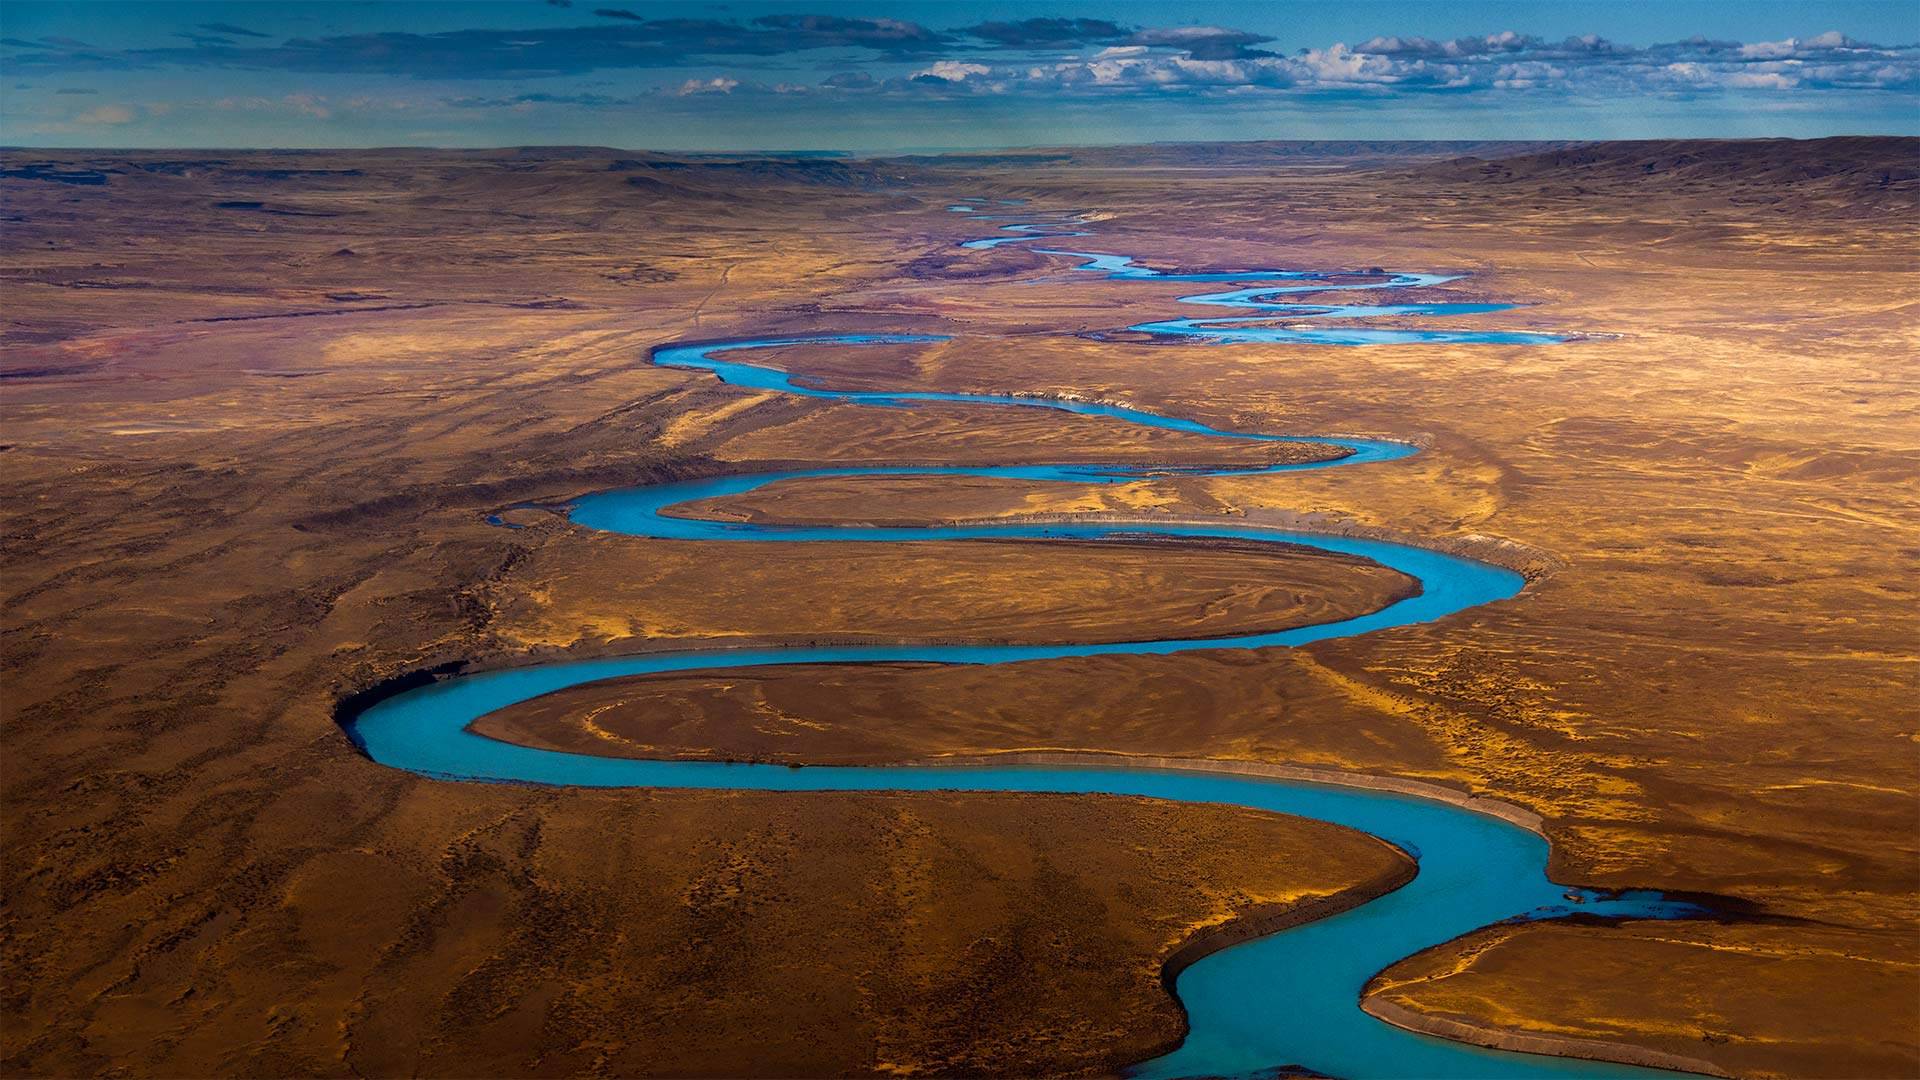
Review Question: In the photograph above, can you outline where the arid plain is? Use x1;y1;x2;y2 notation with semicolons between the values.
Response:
2;139;1916;1077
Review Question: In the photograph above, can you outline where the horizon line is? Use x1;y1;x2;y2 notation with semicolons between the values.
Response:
4;133;1915;159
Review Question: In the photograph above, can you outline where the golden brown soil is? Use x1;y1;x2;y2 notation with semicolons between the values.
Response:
1365;920;1920;1079
3;780;1408;1077
479;534;1414;657
469;653;1454;770
0;149;1419;1078
4;139;1917;1077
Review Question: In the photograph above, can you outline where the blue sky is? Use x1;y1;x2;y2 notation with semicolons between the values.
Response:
3;1;1916;151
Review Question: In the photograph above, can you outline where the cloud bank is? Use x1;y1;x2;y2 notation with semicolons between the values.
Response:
4;12;1914;147
2;15;1911;97
885;29;1920;97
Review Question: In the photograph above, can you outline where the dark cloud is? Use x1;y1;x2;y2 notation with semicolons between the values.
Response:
197;23;270;39
546;0;573;7
5;14;1913;101
446;90;634;107
1124;26;1277;60
941;20;1284;60
961;18;1129;48
1352;31;1651;63
1354;31;1542;58
4;16;953;79
1184;37;1276;60
1551;34;1623;56
750;14;948;52
952;18;1278;59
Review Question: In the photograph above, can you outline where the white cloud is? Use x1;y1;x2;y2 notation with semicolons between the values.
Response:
915;61;990;82
1741;31;1867;59
1725;71;1800;89
674;77;740;96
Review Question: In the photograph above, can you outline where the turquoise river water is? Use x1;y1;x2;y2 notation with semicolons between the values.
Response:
347;207;1702;1078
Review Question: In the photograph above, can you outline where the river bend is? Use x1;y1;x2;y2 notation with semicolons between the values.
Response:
346;206;1700;1078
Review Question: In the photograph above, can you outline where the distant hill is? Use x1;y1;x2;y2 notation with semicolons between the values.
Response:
6;139;1913;217
1397;136;1919;216
609;156;904;190
0;148;926;217
887;140;1565;169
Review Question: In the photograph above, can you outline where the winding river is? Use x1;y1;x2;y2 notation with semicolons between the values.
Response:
345;207;1702;1078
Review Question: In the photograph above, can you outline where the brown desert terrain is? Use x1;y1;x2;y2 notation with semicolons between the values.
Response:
3;137;1917;1077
